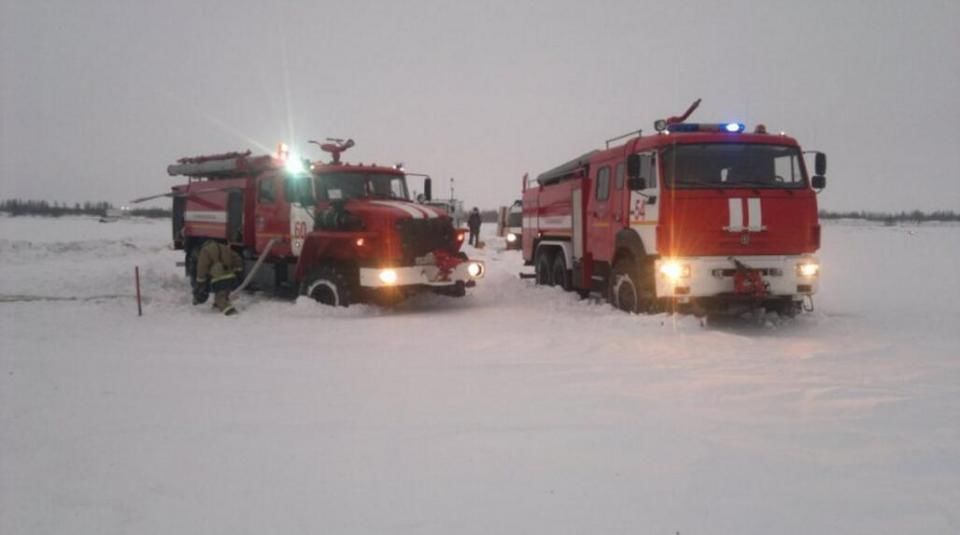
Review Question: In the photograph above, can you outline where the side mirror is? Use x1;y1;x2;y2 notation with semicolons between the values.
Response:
626;154;641;178
811;175;826;190
627;177;647;191
423;177;432;201
815;152;827;176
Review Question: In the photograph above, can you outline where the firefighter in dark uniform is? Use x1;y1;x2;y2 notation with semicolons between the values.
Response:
193;240;244;315
467;207;482;247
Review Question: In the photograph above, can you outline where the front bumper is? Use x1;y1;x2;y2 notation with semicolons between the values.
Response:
359;260;485;288
654;255;819;301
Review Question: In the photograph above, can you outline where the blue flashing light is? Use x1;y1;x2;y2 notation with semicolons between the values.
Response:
725;122;745;133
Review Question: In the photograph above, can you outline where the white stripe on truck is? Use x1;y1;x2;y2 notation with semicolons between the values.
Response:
184;211;227;223
370;201;424;219
727;199;744;231
747;198;763;231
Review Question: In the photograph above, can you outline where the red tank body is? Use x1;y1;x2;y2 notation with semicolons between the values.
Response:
169;141;484;306
522;106;827;316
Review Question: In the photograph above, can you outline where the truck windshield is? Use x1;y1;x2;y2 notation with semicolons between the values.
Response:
315;172;409;201
507;209;523;227
662;144;806;189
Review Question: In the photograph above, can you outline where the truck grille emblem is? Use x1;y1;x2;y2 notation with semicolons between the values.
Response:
740;233;750;245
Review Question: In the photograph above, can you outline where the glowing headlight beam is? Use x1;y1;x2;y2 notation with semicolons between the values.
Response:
797;262;820;277
467;262;483;278
379;269;398;285
659;260;690;281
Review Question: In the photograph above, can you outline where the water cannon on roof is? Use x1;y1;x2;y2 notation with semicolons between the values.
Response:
653;99;751;135
654;98;702;132
309;138;355;164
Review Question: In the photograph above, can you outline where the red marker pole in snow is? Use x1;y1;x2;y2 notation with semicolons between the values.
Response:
135;266;143;317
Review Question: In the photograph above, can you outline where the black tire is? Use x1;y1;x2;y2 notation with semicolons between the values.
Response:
608;257;654;314
772;298;800;318
551;253;571;291
301;266;354;307
535;248;554;286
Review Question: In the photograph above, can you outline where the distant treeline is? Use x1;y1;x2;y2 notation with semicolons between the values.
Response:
0;199;171;218
819;210;960;223
2;199;955;223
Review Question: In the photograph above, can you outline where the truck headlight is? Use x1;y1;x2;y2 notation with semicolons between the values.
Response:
467;262;484;278
506;232;518;243
797;261;820;278
658;260;690;281
379;269;398;285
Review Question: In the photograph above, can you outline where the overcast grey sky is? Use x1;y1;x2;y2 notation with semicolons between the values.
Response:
2;0;958;211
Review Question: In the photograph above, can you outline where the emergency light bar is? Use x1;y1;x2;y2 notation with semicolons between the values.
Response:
666;123;746;133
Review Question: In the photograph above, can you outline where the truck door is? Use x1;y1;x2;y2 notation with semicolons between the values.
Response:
254;174;288;255
226;191;244;244
628;152;660;254
611;162;626;226
172;195;185;246
587;164;614;263
284;174;315;257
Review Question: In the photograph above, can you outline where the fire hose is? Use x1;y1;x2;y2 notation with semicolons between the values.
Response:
230;238;278;300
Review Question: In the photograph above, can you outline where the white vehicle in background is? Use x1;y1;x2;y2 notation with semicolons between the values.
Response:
497;200;523;250
99;206;130;223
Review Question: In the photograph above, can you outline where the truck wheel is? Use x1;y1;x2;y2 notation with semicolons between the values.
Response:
609;257;653;314
551;254;571;291
535;249;553;286
302;267;353;307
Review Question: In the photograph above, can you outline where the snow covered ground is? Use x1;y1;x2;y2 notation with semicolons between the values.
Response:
1;215;959;534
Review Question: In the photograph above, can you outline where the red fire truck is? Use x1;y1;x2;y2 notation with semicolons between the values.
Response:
522;100;826;316
167;139;484;306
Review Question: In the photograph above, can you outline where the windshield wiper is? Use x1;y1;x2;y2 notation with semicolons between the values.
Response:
677;178;720;186
366;193;408;201
729;180;771;187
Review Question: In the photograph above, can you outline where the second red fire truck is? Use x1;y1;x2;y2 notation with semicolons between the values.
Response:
166;139;484;306
522;100;827;316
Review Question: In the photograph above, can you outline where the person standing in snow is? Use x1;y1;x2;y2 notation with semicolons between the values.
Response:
467;207;482;247
193;240;244;316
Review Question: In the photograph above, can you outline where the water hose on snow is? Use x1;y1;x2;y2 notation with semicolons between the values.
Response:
230;237;278;300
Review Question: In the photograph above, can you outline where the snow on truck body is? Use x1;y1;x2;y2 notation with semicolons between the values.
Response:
521;101;827;315
168;141;483;306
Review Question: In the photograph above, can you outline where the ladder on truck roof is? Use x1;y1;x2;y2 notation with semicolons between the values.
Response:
167;150;277;179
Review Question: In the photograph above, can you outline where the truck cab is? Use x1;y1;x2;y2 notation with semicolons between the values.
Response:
296;160;482;303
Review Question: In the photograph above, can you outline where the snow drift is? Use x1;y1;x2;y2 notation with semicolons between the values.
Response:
1;215;958;534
